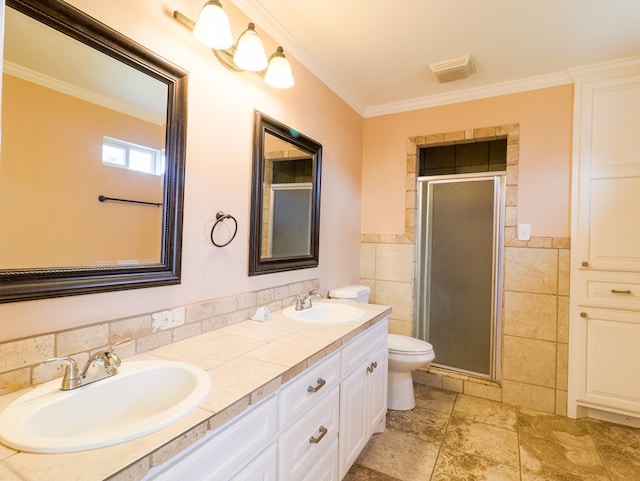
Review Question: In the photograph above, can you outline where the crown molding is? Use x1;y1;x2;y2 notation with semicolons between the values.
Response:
230;1;630;119
567;55;640;82
3;61;166;125
363;71;573;118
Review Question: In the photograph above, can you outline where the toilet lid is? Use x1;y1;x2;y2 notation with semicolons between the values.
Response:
388;334;434;354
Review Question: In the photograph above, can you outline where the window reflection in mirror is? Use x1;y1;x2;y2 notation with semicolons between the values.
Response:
250;112;322;275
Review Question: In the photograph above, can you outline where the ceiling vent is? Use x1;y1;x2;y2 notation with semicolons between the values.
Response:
429;55;475;83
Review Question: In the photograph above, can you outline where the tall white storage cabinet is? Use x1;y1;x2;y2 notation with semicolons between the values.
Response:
568;57;640;420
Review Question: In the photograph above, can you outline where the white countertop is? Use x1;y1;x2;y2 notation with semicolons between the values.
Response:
0;301;391;481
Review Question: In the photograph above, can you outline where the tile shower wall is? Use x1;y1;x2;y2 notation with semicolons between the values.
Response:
0;279;319;397
360;124;571;415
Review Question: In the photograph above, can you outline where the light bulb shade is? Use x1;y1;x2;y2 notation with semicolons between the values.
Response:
264;47;294;89
193;1;233;49
233;23;268;71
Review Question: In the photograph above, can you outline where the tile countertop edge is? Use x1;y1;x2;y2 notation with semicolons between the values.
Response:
0;303;392;481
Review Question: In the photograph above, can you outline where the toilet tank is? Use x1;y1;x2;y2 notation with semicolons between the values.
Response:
328;285;371;303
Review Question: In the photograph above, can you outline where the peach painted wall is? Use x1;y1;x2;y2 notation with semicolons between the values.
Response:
0;74;163;268
361;85;574;238
0;0;363;341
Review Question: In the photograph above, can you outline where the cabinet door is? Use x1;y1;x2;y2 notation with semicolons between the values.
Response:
338;365;367;479
574;73;640;272
581;176;640;271
367;344;388;435
573;308;640;415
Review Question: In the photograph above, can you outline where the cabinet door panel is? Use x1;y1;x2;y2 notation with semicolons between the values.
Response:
367;345;388;435
591;80;640;174
587;177;640;270
338;366;367;479
580;310;640;414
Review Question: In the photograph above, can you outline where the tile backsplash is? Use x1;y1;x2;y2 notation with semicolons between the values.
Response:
0;279;319;397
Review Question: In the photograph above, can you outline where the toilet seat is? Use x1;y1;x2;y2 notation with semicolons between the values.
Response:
388;334;434;355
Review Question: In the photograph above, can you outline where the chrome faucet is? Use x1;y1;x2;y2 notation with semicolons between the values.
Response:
45;338;132;391
295;290;323;310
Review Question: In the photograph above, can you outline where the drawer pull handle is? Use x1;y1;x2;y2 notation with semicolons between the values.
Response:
580;312;587;318
581;261;589;267
611;289;632;294
307;378;326;393
309;426;328;444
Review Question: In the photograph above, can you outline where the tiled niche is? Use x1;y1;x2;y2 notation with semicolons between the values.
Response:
360;124;571;415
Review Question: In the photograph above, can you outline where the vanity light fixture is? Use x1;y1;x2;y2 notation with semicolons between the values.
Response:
192;0;233;49
173;2;295;88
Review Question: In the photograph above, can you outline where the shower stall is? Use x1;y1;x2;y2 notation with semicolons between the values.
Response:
416;173;505;379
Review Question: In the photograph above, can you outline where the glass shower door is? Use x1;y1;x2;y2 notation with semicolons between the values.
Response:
416;174;504;378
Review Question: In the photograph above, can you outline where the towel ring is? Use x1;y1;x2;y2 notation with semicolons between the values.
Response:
210;211;238;247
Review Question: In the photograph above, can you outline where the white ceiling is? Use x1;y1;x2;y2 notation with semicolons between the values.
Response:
231;0;640;117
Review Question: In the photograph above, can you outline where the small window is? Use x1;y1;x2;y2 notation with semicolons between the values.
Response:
102;137;165;176
419;138;507;177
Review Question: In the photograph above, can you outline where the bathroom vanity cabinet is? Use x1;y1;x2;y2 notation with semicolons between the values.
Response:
338;325;388;479
569;58;640;420
142;318;388;481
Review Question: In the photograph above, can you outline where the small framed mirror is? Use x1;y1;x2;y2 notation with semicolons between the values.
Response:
0;0;187;302
249;112;322;275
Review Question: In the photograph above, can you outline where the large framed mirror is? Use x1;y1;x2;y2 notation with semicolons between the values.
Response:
0;0;187;302
249;112;322;275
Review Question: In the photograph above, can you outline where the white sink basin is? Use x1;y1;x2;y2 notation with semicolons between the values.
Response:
284;302;364;323
0;360;211;453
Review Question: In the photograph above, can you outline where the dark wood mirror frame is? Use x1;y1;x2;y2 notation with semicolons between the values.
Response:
0;0;187;303
249;111;322;276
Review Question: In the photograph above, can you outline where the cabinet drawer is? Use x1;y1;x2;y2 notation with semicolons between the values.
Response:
578;272;640;310
341;318;388;377
145;395;277;481
230;443;277;481
279;350;340;428
278;386;339;481
301;440;339;481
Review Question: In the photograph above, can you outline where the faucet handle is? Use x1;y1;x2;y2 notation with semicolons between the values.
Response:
45;357;81;390
108;338;133;354
105;338;133;371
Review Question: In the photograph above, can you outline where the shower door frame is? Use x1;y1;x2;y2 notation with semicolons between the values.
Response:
416;172;505;381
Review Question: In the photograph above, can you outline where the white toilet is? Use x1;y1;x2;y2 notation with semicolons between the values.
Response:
387;334;435;410
328;285;436;411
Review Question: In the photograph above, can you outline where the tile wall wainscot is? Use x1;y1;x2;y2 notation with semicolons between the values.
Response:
360;124;571;415
0;279;320;396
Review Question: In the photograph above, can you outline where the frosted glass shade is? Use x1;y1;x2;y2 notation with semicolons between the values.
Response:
233;23;268;71
264;47;294;89
193;1;233;49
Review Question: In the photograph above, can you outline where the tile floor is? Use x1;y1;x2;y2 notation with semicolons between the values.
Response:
345;384;640;481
